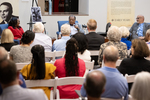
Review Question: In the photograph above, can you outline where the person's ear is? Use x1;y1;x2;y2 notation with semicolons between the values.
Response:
33;29;35;32
16;71;20;80
102;89;105;94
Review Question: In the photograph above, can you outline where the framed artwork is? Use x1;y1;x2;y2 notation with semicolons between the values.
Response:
31;7;42;23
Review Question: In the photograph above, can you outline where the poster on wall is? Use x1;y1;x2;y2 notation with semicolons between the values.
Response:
31;7;42;23
107;0;135;27
0;0;19;24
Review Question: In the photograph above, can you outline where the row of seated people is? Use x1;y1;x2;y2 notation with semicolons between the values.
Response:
0;45;149;100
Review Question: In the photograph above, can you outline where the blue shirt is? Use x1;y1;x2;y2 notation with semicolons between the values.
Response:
80;66;128;100
0;74;26;95
137;23;144;37
52;36;70;51
121;38;131;50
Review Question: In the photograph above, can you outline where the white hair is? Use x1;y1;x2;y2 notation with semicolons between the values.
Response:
61;24;71;35
107;26;122;42
119;26;130;38
0;47;8;60
130;71;150;100
33;22;44;33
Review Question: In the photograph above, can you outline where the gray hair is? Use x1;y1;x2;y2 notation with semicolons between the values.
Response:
33;22;44;33
103;45;119;62
0;47;8;61
107;26;122;42
119;26;130;38
61;24;71;35
130;71;150;100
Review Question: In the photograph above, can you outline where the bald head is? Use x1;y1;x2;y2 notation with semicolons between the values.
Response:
103;45;119;62
84;70;106;98
136;15;144;24
0;47;8;61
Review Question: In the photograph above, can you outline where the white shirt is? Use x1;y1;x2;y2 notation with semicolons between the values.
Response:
70;25;78;36
78;49;91;62
30;33;52;52
0;85;48;100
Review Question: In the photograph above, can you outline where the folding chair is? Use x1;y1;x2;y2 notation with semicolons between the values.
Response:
83;60;95;77
89;50;99;56
125;74;136;83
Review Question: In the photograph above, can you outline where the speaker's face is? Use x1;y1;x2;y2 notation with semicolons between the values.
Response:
69;16;75;25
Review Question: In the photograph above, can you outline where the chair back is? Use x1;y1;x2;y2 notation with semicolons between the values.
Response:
83;60;95;77
0;24;8;35
89;50;99;56
45;51;55;61
125;74;136;83
54;51;65;58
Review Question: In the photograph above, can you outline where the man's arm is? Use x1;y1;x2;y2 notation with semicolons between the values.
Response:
76;23;85;34
80;83;87;97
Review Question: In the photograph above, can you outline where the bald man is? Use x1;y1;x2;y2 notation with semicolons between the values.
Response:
84;70;106;100
129;15;150;40
81;46;128;100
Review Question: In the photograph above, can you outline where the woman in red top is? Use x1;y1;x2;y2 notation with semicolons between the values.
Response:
54;38;86;99
8;17;24;39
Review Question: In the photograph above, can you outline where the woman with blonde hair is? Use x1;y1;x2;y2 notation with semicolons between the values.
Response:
0;29;17;51
130;71;150;100
119;26;131;50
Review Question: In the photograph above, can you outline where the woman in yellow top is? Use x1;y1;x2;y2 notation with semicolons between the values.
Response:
20;45;56;100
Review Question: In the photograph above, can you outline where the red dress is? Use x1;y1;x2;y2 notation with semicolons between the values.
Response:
8;26;24;39
54;57;86;99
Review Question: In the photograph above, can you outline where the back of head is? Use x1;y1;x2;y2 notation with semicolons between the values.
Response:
30;45;45;79
61;24;71;35
65;38;79;76
33;22;44;33
21;30;35;44
0;59;17;84
85;70;106;98
107;26;122;42
132;39;149;58
103;45;119;62
0;47;8;61
119;26;130;38
72;33;88;54
8;17;18;28
145;29;150;42
87;19;97;30
130;71;150;100
1;29;14;43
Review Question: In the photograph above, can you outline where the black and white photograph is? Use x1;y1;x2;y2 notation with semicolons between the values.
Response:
31;7;42;23
0;0;19;24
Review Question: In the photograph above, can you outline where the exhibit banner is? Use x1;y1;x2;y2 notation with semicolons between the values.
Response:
107;0;135;27
0;0;19;24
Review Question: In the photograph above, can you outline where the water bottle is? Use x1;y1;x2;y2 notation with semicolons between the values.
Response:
49;0;52;15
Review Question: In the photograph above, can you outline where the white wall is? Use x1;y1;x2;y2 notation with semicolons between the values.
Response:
19;0;150;38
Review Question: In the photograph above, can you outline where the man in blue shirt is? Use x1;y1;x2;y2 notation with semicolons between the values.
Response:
80;46;128;100
0;47;26;95
52;24;71;52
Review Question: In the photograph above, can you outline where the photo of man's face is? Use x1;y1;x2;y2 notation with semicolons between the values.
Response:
0;5;9;21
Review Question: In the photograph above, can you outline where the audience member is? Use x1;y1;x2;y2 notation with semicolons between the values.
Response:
0;59;48;100
119;26;131;50
0;29;17;51
129;15;150;40
86;19;105;65
8;17;24;39
0;47;26;95
52;24;70;51
67;15;84;36
145;29;150;49
10;30;35;63
0;2;18;24
118;39;150;91
20;45;56;99
72;33;91;62
54;38;86;99
98;26;127;66
84;70;106;100
30;22;52;52
81;46;128;100
130;71;150;100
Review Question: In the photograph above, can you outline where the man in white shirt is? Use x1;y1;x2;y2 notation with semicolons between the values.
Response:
0;59;48;100
30;22;52;52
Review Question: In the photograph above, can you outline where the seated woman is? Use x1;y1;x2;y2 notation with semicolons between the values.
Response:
118;39;150;91
0;29;17;51
119;26;131;50
72;33;91;62
10;30;35;63
20;45;56;100
54;38;86;99
8;17;24;39
130;72;150;100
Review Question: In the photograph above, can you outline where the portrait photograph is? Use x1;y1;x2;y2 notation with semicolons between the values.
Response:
31;7;42;23
0;0;19;24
